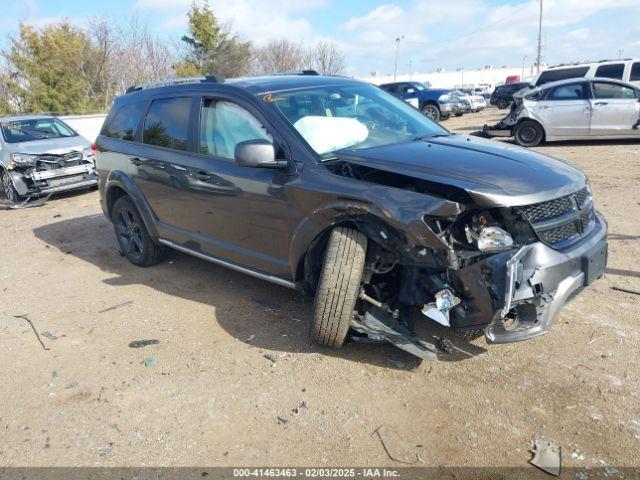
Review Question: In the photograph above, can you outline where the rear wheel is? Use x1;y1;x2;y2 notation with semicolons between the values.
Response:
112;196;165;267
422;104;440;122
514;120;544;147
497;98;510;109
309;227;368;348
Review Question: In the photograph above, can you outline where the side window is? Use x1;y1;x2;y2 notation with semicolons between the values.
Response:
383;85;396;93
547;83;587;100
592;82;637;99
199;99;272;159
143;97;191;151
102;102;146;141
595;63;624;80
536;67;590;86
630;62;640;82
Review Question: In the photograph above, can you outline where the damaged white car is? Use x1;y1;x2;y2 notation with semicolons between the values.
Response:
0;115;98;203
479;78;640;147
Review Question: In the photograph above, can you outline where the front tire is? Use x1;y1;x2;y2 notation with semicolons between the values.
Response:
112;196;165;267
422;104;440;122
309;227;367;348
497;99;510;109
514;120;544;147
1;169;22;203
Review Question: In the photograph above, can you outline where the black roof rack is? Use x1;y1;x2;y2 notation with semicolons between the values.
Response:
125;74;222;94
270;69;319;76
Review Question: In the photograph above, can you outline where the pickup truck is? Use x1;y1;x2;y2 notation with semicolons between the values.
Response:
379;81;453;122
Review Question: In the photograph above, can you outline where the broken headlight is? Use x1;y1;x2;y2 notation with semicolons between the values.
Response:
464;212;514;252
10;153;38;167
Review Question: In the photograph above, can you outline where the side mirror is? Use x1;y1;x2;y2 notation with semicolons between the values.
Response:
234;139;287;169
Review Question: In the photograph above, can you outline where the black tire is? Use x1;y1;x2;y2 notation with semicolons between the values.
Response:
497;98;510;109
440;114;450;122
112;196;165;267
514;120;544;147
422;104;440;122
309;227;367;348
0;169;22;203
455;112;464;117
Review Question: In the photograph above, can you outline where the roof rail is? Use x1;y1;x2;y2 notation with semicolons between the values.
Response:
271;69;319;76
125;74;221;94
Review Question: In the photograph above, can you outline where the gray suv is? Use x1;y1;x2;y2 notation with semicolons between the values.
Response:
0;115;97;202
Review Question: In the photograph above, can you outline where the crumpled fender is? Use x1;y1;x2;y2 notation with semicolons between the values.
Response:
8;171;29;196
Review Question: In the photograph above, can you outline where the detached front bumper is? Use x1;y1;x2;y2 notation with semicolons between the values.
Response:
485;213;608;343
10;163;97;197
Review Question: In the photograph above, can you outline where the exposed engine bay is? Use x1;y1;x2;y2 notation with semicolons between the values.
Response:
321;159;608;360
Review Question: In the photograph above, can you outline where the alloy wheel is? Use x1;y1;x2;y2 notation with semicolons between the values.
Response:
116;207;144;261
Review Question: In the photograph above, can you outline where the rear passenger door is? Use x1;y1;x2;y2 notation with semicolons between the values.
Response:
589;81;640;136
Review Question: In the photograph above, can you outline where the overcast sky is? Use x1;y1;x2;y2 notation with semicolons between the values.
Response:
2;0;639;76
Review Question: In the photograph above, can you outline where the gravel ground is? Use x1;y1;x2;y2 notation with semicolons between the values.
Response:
1;107;639;471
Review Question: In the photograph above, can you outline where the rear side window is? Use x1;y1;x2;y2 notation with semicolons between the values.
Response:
547;83;588;100
630;62;640;81
102;102;145;141
595;63;624;80
143;97;192;151
536;67;590;86
592;82;637;99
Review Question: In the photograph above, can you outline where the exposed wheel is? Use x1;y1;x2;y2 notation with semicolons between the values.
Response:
440;114;450;121
455;112;464;117
0;169;22;203
514;120;544;147
310;227;367;348
112;196;165;267
422;104;440;122
497;98;510;109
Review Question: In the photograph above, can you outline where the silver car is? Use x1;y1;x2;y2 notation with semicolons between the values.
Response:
481;78;640;147
0;115;97;202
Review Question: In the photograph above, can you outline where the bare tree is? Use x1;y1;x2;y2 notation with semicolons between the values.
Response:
307;40;346;76
254;39;308;74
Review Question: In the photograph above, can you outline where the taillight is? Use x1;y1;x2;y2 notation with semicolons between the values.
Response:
91;142;98;156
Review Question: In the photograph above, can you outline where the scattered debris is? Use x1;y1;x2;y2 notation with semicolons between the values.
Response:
0;195;51;210
570;451;585;461
142;358;157;367
372;425;420;465
64;382;78;389
252;298;281;313
292;401;308;415
98;300;133;313
611;286;640;297
276;416;288;425
529;440;562;476
51;371;58;378
14;314;50;351
41;331;58;341
128;339;159;349
263;354;277;365
98;446;111;456
246;334;255;342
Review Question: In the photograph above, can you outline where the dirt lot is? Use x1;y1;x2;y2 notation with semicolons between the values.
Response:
1;107;639;471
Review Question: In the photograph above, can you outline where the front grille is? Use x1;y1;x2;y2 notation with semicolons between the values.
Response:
517;187;594;249
37;151;86;170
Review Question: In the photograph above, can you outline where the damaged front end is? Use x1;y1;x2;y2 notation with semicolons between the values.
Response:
5;149;98;201
327;160;608;359
478;102;525;138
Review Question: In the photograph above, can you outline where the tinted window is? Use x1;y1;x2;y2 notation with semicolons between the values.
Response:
200;99;272;159
592;82;637;99
630;62;640;82
595;63;624;80
536;67;590;86
143;97;191;151
547;83;588;100
102;102;145;141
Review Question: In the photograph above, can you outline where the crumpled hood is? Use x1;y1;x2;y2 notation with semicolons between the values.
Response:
5;135;91;155
336;134;586;207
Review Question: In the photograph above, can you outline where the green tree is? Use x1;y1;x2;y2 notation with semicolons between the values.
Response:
1;22;103;115
176;1;252;79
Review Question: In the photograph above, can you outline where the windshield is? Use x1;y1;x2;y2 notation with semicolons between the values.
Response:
261;83;447;157
1;118;77;143
411;82;427;91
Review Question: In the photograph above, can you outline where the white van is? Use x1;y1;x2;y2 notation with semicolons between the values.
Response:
533;59;640;88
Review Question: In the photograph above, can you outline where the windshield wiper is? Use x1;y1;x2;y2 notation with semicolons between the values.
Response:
412;133;449;142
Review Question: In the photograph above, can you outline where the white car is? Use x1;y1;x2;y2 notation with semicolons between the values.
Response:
453;90;486;113
533;58;640;88
480;77;640;147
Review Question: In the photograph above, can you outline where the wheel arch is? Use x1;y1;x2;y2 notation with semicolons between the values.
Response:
515;117;547;143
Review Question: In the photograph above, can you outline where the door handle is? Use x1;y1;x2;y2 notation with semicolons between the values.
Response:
595;101;608;106
191;170;211;181
129;157;143;166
